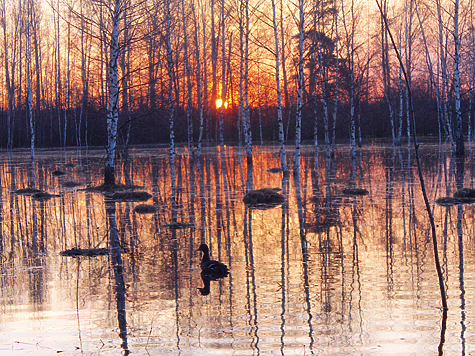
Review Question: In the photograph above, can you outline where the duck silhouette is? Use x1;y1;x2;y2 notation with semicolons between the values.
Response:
197;243;229;280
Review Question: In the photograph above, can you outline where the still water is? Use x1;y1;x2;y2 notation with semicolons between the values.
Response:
0;143;474;355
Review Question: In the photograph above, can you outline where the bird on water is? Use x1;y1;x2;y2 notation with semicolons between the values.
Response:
197;243;229;280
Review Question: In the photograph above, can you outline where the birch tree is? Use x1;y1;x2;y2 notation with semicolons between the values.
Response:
192;0;204;159
294;0;305;172
165;0;176;181
243;0;252;166
104;0;123;185
27;0;34;160
218;0;226;147
341;0;356;165
272;0;287;173
181;0;194;156
2;0;14;149
454;0;464;156
381;0;397;146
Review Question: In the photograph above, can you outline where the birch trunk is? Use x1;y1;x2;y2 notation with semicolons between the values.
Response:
120;2;131;146
182;0;194;156
202;1;209;145
211;0;217;118
342;0;356;166
166;0;175;181
33;6;41;145
79;0;89;147
294;0;304;172
405;0;413;146
381;0;397;146
105;0;122;185
415;0;448;145
437;0;452;145
54;0;62;147
192;0;204;159
2;0;13;149
454;0;464;156
27;0;34;160
272;0;287;173
280;0;290;139
332;0;339;156
243;0;252;166
218;0;226;147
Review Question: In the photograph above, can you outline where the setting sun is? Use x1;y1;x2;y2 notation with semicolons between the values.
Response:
216;99;228;109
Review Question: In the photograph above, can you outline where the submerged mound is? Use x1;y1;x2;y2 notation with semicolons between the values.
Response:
52;170;66;177
436;188;475;206
15;188;42;196
453;188;475;199
134;204;157;214
243;188;284;209
62;181;84;188
60;248;109;257
83;183;141;193
341;188;369;197
436;196;475;206
111;191;152;202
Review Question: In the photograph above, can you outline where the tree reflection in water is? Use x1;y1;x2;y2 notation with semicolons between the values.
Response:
1;145;474;354
106;198;130;355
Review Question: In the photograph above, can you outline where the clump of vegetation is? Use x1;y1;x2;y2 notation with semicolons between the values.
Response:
341;188;369;196
62;181;84;188
453;188;475;198
267;167;282;173
60;248;109;257
32;192;60;201
134;204;157;214
436;188;475;206
15;188;42;195
161;222;195;229
83;183;141;193
52;170;66;177
111;191;152;202
243;188;285;209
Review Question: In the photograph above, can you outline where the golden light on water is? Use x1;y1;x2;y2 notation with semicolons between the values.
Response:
216;99;228;109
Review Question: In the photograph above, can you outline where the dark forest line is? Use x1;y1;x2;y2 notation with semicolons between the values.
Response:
2;87;453;149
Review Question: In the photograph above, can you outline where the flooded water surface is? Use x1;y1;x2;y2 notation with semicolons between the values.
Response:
0;143;475;355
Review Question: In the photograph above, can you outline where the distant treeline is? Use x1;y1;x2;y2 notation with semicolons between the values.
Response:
0;86;449;149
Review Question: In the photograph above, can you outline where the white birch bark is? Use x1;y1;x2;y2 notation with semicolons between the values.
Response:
341;0;356;165
405;0;413;146
54;0;62;147
2;0;13;149
469;2;475;150
181;0;194;157
105;0;122;185
437;0;452;145
192;0;204;159
454;0;464;156
165;0;175;180
211;0;217;115
280;0;290;138
201;0;209;145
218;0;226;147
27;0;34;160
79;0;89;147
272;0;287;173
294;0;304;172
243;0;252;165
415;0;452;146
